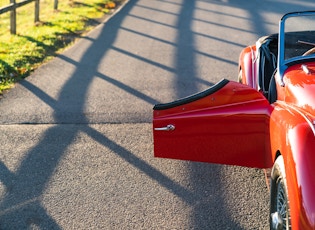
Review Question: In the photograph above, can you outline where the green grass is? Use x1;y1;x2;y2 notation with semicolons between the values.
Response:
0;0;122;93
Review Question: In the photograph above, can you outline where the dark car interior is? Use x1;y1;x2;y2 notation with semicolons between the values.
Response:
258;31;315;103
257;34;278;102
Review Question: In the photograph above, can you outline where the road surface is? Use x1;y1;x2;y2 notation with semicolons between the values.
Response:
0;0;313;229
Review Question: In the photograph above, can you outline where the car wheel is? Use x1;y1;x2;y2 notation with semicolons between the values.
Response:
270;155;291;230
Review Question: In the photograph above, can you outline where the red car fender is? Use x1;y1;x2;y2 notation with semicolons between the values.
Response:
270;103;315;229
238;45;257;89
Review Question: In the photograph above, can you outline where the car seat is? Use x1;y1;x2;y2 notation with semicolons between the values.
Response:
256;34;278;98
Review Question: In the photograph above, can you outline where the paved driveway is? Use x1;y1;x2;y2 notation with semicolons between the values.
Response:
0;0;313;229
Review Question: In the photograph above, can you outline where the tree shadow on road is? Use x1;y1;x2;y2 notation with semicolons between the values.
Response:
0;0;312;229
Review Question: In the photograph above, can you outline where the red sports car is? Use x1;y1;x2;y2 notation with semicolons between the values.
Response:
153;11;315;230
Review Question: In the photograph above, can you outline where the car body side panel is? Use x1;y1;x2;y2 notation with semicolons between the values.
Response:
283;63;315;115
153;80;273;168
270;103;315;229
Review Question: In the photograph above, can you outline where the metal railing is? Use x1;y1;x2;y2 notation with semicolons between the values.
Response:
0;0;58;34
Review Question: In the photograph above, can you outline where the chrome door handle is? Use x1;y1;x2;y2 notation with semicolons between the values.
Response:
154;124;175;131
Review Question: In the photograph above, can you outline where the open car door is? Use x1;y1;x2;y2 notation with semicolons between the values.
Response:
153;79;273;168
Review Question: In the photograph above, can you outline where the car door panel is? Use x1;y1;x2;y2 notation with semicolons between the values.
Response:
153;80;273;168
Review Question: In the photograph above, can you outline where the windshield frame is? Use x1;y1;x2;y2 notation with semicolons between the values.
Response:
278;11;315;83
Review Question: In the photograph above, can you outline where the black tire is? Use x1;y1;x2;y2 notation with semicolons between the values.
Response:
270;156;291;230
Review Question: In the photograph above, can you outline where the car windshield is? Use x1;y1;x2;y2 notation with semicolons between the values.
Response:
283;13;315;61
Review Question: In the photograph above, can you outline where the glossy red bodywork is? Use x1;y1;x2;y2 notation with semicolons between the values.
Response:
270;106;315;229
239;45;258;90
239;45;315;229
153;81;273;168
270;64;315;229
153;27;315;229
153;65;315;229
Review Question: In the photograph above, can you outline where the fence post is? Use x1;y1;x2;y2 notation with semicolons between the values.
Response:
54;0;58;10
34;0;39;23
10;0;16;34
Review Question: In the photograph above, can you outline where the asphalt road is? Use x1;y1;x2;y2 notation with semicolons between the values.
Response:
0;0;314;229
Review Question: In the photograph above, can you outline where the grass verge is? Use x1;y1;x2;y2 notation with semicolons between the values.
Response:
0;0;124;94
